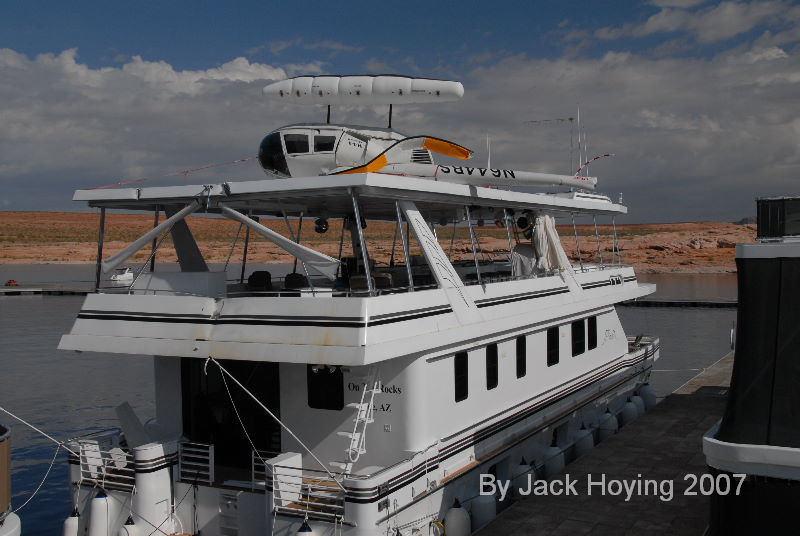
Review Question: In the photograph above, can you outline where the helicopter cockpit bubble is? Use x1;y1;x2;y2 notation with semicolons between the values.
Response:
258;126;347;178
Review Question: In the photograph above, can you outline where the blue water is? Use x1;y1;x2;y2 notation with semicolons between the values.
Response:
0;267;736;534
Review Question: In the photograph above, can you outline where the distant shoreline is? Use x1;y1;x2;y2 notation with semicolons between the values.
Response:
0;212;755;274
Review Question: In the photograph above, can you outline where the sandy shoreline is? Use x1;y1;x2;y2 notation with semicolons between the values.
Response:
0;212;755;274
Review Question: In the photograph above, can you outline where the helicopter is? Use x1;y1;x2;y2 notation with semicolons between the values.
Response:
258;75;597;191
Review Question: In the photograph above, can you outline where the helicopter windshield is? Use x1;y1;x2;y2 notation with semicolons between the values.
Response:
258;132;290;177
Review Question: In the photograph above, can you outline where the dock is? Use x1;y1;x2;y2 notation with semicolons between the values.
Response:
0;285;91;296
477;352;734;536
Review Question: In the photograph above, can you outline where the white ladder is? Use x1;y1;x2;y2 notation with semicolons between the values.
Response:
332;369;381;474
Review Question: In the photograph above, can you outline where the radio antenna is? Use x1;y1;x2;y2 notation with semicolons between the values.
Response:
525;116;575;174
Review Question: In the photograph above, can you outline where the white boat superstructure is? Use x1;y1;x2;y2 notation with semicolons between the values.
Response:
55;76;659;536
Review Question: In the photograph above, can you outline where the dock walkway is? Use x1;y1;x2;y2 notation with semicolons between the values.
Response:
477;353;734;536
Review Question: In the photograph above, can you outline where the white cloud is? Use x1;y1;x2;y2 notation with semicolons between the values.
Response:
596;1;790;44
1;45;799;222
269;39;302;55
304;40;362;53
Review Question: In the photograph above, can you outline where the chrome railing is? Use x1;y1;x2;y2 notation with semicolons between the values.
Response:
76;439;135;492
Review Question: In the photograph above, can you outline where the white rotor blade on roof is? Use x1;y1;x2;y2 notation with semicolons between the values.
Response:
263;75;464;106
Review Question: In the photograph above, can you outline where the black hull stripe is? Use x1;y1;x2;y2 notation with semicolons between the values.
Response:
582;276;637;290
78;307;452;328
476;287;569;308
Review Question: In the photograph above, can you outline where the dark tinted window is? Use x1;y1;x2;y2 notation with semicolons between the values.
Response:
258;132;290;177
547;326;559;367
588;316;598;350
284;134;309;154
314;135;337;152
307;365;344;410
455;352;468;402
572;319;586;357
516;336;526;378
486;344;498;390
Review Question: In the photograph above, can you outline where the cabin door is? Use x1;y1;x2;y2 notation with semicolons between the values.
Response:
181;358;281;484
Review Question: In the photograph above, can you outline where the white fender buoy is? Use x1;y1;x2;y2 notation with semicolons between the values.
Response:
597;410;618;442
443;498;471;536
543;446;565;479
0;512;21;536
631;395;646;415
118;516;138;536
296;519;315;534
638;385;658;410
470;495;496;531
88;493;122;536
62;508;79;536
573;427;594;458
619;399;639;426
512;458;533;499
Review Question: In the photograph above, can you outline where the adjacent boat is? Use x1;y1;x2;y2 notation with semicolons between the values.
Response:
0;424;21;536
703;196;800;535
56;75;659;535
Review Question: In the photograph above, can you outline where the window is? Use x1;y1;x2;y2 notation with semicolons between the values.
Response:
284;134;309;154
314;135;337;152
571;319;586;357
547;326;559;367
486;344;498;390
588;316;598;350
516;336;526;378
307;365;344;410
454;352;468;402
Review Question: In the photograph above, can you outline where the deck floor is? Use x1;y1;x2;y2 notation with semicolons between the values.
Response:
477;352;734;536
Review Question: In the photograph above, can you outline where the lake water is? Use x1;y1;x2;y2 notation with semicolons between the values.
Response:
0;266;736;534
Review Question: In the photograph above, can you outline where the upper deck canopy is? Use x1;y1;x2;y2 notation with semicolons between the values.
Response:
74;173;626;220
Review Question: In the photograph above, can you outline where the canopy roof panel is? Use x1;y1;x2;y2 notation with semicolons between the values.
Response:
73;173;626;220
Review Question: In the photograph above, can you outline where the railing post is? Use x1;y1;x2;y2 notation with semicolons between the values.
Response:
150;205;159;272
572;213;584;272
350;189;374;295
465;206;482;285
94;207;105;290
395;201;414;292
593;215;604;268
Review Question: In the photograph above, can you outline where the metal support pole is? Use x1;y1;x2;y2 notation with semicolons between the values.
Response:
593;215;604;267
572;213;584;272
503;209;514;262
465;206;482;285
448;217;457;260
389;219;399;267
612;216;620;265
292;213;304;274
388;104;393;129
350;190;374;295
326;105;331;124
224;223;243;272
336;218;346;279
395;201;414;292
94;207;105;290
239;214;252;284
150;206;159;272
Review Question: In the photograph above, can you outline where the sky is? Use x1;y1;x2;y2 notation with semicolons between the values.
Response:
1;0;799;222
